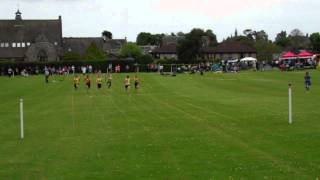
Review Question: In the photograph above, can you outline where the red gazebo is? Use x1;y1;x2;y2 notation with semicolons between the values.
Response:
298;51;313;59
280;52;297;60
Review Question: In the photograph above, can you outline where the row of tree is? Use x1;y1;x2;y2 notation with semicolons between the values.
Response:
135;28;320;63
63;28;320;63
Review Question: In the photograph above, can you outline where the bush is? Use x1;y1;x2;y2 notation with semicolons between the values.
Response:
63;52;82;61
156;58;177;64
137;54;154;64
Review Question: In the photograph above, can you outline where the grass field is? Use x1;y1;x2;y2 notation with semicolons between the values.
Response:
0;71;320;179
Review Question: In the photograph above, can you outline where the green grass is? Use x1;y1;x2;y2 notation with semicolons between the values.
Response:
1;71;320;179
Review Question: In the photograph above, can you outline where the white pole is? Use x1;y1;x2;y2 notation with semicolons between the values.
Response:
289;84;293;124
20;98;24;139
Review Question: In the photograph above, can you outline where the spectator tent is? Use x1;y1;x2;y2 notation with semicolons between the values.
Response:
240;57;257;62
280;52;297;60
298;52;313;59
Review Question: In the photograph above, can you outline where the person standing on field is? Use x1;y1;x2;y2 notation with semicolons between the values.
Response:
304;72;311;91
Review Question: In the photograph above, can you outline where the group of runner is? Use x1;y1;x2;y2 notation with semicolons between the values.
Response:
73;73;140;92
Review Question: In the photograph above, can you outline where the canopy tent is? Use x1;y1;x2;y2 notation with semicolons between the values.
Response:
226;59;239;63
240;57;257;62
280;52;297;60
298;52;313;59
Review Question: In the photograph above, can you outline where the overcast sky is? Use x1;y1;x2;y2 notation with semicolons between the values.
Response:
1;0;319;42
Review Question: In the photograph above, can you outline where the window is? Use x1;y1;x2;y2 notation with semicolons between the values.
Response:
27;42;31;46
17;43;21;48
12;43;16;47
0;42;4;48
22;42;26;47
5;42;9;47
54;42;58;46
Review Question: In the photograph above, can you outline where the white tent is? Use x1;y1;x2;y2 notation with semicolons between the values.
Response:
240;57;257;62
226;59;239;63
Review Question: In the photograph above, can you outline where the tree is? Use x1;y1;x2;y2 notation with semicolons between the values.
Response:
102;30;113;41
84;42;106;61
290;29;304;37
254;40;281;61
136;33;165;46
177;32;185;37
137;54;154;64
152;34;165;46
205;29;218;46
243;29;268;42
224;35;254;46
177;28;207;63
310;32;320;52
288;29;310;51
275;31;290;48
254;30;268;41
243;29;254;40
136;32;153;45
120;42;143;59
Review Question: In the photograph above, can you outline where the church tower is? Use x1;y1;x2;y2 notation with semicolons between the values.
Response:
15;9;22;20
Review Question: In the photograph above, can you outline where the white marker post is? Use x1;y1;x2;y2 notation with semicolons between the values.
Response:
288;84;293;124
20;98;24;139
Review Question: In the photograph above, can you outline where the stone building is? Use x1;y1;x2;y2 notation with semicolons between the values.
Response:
62;38;126;60
0;10;126;62
152;41;257;61
0;10;63;61
201;41;257;60
151;44;177;60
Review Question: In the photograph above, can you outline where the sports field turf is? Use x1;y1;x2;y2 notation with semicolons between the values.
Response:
0;71;320;179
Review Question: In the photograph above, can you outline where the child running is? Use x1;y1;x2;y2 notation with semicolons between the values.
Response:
124;75;131;92
107;73;112;89
85;75;91;90
73;75;80;90
44;67;50;83
134;75;140;90
96;75;103;89
304;72;311;91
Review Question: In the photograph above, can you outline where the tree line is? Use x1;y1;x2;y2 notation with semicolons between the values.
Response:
136;28;320;63
63;28;320;63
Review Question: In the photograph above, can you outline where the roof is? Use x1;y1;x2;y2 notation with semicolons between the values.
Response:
152;41;256;55
63;38;126;55
63;37;104;55
152;44;176;54
0;19;62;43
0;18;62;58
202;41;256;54
298;51;313;57
281;52;297;58
103;39;126;51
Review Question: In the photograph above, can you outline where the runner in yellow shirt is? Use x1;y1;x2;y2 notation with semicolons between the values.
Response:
107;73;112;89
124;75;130;92
96;75;103;89
73;75;80;90
134;75;140;90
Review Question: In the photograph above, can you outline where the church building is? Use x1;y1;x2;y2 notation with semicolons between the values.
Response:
0;10;126;62
0;10;63;61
